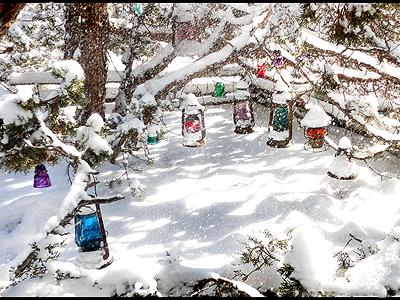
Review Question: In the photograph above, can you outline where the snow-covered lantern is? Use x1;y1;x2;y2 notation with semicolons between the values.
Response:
74;209;104;252
33;164;52;188
134;3;143;16
327;137;358;180
147;123;159;145
181;93;206;147
213;82;225;97
175;4;198;42
272;50;284;68
233;80;254;134
300;104;331;151
267;80;293;148
257;63;267;78
140;92;157;126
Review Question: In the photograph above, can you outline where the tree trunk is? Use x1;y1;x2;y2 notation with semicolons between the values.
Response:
0;3;26;37
66;3;109;123
80;3;108;121
63;3;81;60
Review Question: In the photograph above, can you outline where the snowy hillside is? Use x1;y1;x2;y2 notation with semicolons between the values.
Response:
2;103;400;296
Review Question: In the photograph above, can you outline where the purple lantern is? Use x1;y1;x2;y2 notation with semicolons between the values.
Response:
272;50;284;68
33;164;52;188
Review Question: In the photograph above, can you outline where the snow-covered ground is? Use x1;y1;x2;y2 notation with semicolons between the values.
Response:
2;103;400;296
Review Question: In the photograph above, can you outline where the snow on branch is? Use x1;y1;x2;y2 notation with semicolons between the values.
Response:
302;29;400;83
145;6;273;98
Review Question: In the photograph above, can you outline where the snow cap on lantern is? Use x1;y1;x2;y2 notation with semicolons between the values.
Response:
338;136;352;150
272;80;290;104
234;80;250;100
181;93;204;112
140;92;157;107
327;136;358;180
33;163;52;188
301;104;331;128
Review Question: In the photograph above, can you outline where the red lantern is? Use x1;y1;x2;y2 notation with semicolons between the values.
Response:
304;127;327;150
182;108;206;147
300;104;331;151
257;63;267;78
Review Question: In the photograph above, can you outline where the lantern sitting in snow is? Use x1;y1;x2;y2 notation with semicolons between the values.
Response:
300;103;331;151
213;82;225;97
147;123;159;145
272;50;284;68
33;164;51;188
74;205;113;269
267;80;293;148
181;93;206;147
257;63;267;78
233;80;255;134
327;137;358;180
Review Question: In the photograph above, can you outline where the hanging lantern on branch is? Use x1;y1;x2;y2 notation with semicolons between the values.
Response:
74;205;113;269
272;50;284;68
174;4;198;42
327;137;358;180
181;93;206;147
134;3;143;16
300;103;331;151
233;80;255;134
33;164;51;188
267;80;293;148
257;63;267;78
213;82;225;97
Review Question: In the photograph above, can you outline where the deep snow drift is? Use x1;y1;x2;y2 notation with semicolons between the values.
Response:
2;103;400;296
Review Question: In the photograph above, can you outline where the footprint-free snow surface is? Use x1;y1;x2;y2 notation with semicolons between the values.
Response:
2;103;400;296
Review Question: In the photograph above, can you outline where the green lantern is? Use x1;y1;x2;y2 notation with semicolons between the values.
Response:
272;104;289;132
213;82;225;97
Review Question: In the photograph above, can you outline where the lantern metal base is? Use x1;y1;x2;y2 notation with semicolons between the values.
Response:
267;138;292;148
234;126;254;134
327;171;357;181
304;140;328;152
183;138;206;148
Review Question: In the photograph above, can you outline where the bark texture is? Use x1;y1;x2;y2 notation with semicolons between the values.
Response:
0;3;26;37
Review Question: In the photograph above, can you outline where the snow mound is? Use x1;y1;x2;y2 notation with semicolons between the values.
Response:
338;136;352;149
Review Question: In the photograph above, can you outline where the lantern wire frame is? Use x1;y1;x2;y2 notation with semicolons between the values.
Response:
74;174;114;269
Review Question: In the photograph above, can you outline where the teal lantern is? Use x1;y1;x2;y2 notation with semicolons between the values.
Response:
147;135;159;145
134;3;143;16
147;124;159;145
272;104;289;132
267;80;293;148
213;82;225;97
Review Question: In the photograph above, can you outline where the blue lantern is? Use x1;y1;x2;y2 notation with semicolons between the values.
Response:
134;3;143;16
74;212;104;252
